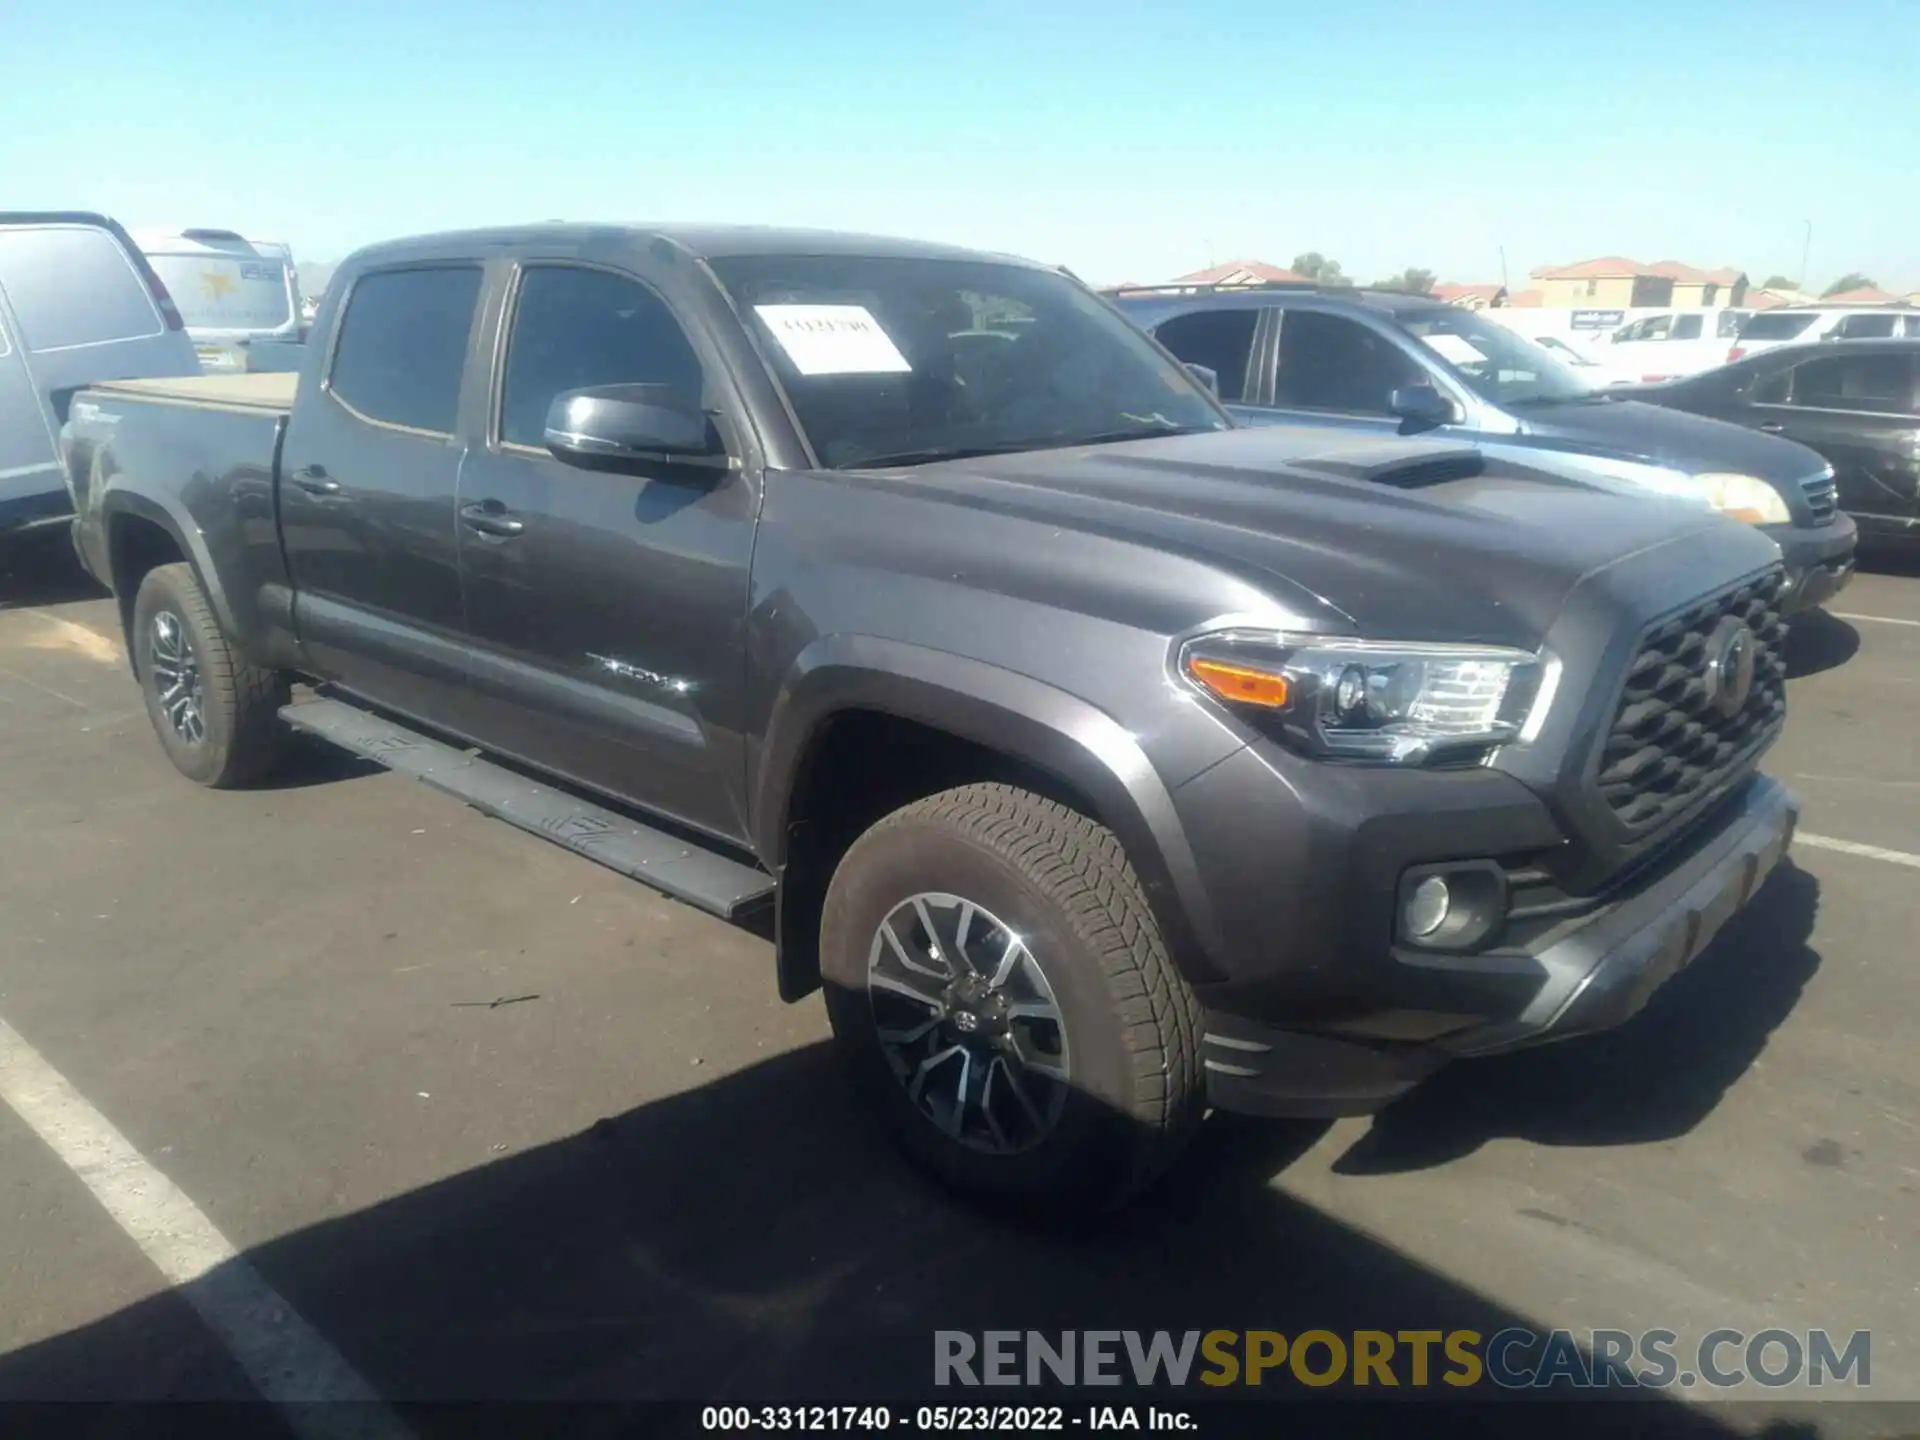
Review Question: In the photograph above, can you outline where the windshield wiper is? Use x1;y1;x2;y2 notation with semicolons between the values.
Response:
853;442;1040;469
1052;420;1219;447
852;420;1215;470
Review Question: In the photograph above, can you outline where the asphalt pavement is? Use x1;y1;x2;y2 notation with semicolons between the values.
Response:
1;531;1916;1437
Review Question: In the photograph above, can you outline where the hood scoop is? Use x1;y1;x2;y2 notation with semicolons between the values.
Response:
1293;439;1486;489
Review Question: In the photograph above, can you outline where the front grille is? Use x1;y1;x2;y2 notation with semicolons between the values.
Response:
1595;568;1787;833
1801;471;1838;523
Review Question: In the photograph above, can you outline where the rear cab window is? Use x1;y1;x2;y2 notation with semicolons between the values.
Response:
146;248;295;332
1671;315;1704;341
326;266;482;435
0;224;163;351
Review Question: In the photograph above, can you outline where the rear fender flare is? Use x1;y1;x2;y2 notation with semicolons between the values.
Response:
99;490;242;657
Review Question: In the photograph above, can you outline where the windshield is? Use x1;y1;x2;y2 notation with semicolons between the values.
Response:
1737;312;1819;341
1397;307;1595;404
709;254;1228;468
148;253;293;331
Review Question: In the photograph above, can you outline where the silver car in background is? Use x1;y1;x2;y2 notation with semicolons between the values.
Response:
134;229;304;372
1;211;201;540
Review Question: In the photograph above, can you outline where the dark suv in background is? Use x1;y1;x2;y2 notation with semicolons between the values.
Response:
1113;281;1857;613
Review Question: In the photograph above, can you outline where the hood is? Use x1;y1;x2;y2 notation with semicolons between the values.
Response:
1509;396;1826;483
896;426;1779;650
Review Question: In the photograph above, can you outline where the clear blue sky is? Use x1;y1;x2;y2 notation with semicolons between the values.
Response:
4;0;1913;291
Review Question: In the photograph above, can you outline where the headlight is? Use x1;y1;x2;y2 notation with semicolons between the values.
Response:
1179;631;1557;765
1697;472;1790;526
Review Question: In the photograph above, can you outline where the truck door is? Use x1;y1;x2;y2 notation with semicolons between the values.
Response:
455;261;758;845
1750;350;1920;524
1259;306;1446;438
278;264;482;728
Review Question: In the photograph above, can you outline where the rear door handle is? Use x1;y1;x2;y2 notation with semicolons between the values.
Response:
461;503;525;538
292;465;340;495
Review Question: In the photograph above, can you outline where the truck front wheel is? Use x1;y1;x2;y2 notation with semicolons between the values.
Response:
131;563;289;788
820;783;1204;1213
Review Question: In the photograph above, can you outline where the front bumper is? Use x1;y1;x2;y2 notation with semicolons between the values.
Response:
1767;514;1857;613
1201;777;1799;1117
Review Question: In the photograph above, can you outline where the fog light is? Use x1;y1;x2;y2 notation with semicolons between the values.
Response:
1403;875;1452;938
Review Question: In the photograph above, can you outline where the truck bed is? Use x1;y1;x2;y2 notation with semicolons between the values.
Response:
90;371;296;413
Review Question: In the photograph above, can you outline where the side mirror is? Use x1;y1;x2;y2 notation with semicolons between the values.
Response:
1185;362;1220;395
1390;382;1461;432
543;384;727;471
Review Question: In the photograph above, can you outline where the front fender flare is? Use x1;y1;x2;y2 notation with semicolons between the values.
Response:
754;634;1228;984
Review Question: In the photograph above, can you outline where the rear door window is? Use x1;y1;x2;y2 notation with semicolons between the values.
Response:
0;225;162;351
1151;309;1258;401
1779;353;1915;413
1833;313;1898;339
326;266;482;435
1671;314;1704;341
1274;310;1424;416
1738;312;1820;341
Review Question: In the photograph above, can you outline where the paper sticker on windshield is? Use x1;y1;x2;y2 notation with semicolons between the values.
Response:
1422;333;1488;366
753;305;912;376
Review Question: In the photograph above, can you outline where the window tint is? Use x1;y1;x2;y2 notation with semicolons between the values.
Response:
1834;313;1897;339
1274;310;1425;415
0;225;162;351
1783;353;1914;412
1672;314;1704;340
499;267;704;449
327;266;480;434
1151;309;1257;401
1738;312;1819;341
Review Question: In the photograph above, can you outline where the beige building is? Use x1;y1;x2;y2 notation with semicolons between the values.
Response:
1528;258;1748;309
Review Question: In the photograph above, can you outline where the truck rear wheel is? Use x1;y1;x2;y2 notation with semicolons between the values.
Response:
820;783;1204;1214
131;563;289;788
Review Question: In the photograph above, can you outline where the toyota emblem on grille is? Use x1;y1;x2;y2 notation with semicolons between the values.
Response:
1704;617;1757;717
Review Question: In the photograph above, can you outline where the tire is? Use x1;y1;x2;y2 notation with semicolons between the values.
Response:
131;562;289;787
821;783;1204;1215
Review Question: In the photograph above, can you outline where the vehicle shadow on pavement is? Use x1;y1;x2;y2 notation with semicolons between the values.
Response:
0;530;109;611
1334;862;1821;1175
1784;611;1860;679
0;1057;1774;1436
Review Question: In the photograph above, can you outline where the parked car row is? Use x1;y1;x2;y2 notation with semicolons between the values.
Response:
55;221;1812;1210
1112;279;1860;611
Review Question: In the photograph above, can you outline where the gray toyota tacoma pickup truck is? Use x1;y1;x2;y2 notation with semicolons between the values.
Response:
60;225;1800;1210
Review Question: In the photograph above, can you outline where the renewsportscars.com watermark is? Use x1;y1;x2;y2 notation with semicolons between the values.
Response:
935;1329;1872;1392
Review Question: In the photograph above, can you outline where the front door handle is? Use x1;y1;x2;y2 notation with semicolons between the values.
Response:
1758;422;1785;434
461;503;525;538
292;465;340;495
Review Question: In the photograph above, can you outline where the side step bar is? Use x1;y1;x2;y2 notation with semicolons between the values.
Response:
280;696;775;920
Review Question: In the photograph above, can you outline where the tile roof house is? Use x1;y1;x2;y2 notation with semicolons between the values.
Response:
1169;259;1311;286
1818;286;1908;306
1528;257;1748;309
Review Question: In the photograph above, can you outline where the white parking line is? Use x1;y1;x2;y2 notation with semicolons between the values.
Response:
1796;832;1920;870
1833;611;1920;628
0;1015;412;1438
